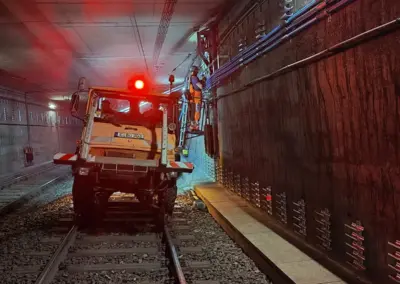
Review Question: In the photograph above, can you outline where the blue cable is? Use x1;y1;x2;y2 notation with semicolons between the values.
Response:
206;0;355;90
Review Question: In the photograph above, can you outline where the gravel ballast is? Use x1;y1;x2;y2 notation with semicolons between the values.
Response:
0;175;272;284
173;194;272;284
0;177;73;284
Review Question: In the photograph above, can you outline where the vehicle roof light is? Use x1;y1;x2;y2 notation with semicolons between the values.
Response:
135;80;144;90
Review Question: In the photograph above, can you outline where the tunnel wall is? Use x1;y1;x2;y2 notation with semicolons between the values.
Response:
215;0;400;283
0;88;82;176
177;135;215;192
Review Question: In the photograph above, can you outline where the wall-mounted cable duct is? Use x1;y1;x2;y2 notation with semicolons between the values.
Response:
215;17;400;100
208;0;326;87
152;0;178;71
218;0;263;47
206;0;357;90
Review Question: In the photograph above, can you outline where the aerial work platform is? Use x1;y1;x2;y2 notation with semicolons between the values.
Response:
194;183;347;284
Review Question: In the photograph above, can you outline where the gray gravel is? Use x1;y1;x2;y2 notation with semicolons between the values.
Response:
65;254;163;265
0;173;272;284
173;194;272;284
72;241;158;250
55;270;171;284
0;176;73;284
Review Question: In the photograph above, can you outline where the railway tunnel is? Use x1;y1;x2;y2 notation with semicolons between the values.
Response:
0;0;399;283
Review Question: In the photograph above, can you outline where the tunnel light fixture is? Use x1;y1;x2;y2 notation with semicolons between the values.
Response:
48;102;57;110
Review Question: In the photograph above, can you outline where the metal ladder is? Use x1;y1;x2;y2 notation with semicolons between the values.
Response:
178;97;188;148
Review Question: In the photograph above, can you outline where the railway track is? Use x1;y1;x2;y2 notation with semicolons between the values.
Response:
0;163;60;190
2;196;218;284
0;166;69;217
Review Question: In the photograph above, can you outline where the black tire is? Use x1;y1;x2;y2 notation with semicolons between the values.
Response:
136;191;152;205
72;176;94;226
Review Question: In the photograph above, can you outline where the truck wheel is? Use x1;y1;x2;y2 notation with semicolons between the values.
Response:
165;184;178;216
72;176;94;226
136;192;152;205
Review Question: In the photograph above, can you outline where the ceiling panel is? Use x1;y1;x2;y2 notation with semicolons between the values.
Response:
0;0;229;97
37;2;158;23
57;27;93;54
73;26;138;56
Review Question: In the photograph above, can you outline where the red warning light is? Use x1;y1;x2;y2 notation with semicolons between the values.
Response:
134;80;144;90
127;74;150;93
266;194;272;201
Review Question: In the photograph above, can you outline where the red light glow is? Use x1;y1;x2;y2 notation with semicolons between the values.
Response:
135;80;144;89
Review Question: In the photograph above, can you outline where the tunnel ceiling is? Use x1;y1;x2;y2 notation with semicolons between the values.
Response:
0;0;228;100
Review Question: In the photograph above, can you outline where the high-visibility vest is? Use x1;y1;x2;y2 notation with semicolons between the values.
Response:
189;75;195;94
189;75;202;99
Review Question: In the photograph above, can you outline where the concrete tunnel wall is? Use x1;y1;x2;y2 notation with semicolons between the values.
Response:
0;88;82;176
191;0;400;282
177;135;215;192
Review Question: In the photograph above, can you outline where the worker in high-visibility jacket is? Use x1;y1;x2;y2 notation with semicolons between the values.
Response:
189;66;204;130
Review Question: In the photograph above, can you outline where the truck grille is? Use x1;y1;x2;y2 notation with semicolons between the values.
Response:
102;164;148;173
105;150;135;159
90;148;163;160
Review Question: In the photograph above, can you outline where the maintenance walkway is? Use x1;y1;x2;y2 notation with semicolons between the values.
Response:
194;183;351;284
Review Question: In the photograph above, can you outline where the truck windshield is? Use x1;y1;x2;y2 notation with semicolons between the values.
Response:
94;96;163;127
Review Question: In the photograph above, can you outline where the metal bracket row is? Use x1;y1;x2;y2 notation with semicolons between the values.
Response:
293;199;307;237
344;220;366;270
276;192;288;224
242;177;250;202
251;181;260;208
315;208;332;251
234;173;242;196
388;240;400;283
260;186;273;215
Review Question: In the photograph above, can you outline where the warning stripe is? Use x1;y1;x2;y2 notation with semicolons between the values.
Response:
53;153;77;161
184;162;193;169
169;161;180;168
60;153;75;161
167;161;194;170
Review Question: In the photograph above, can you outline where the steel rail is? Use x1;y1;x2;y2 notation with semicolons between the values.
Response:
35;225;78;284
0;174;68;217
164;225;187;284
0;163;56;190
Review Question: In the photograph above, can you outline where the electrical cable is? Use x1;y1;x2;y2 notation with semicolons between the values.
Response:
171;53;192;73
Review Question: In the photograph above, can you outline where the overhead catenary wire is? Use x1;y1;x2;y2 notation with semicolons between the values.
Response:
171;53;193;73
130;15;150;75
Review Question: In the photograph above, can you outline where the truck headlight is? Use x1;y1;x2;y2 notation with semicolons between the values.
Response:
168;172;178;178
78;167;90;176
168;123;176;131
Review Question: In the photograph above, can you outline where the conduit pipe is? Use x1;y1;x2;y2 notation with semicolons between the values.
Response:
210;0;355;88
218;1;261;47
206;0;356;90
215;17;400;100
207;0;325;85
